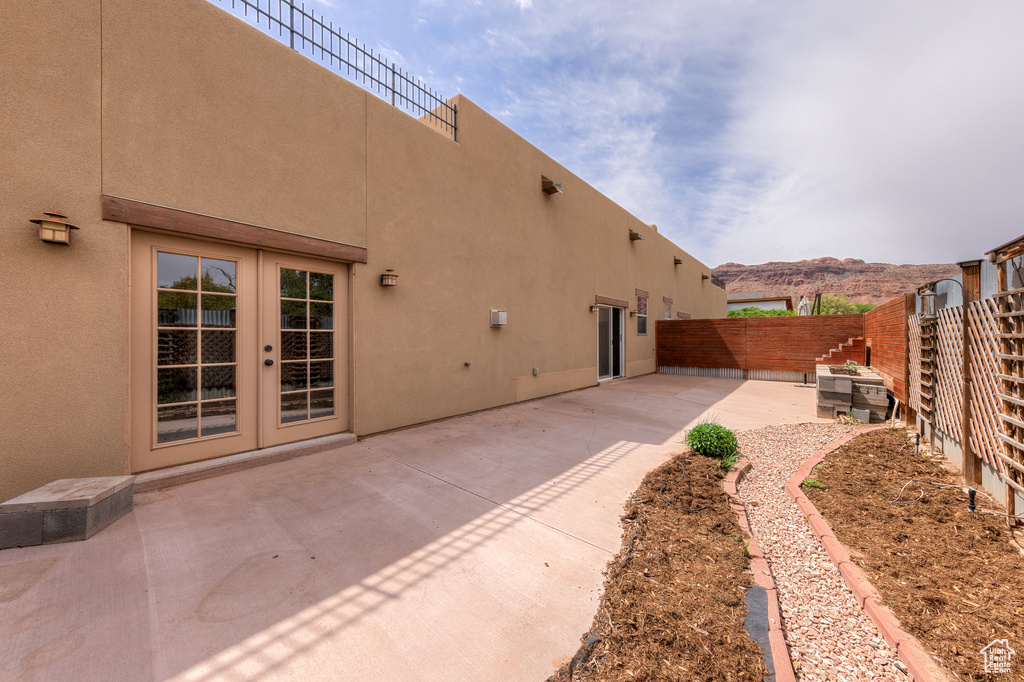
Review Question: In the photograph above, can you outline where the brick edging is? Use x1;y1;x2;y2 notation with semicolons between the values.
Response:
784;426;955;682
723;460;798;682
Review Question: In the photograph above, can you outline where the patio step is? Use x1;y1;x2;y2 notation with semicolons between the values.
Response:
0;476;134;550
815;337;866;366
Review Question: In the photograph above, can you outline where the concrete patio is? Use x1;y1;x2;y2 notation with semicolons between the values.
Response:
0;374;826;681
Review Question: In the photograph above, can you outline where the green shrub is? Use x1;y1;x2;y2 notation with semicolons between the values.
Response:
801;478;825;490
719;451;740;471
686;420;738;459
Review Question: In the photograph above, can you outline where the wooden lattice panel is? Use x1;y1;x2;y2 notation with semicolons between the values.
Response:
933;306;964;441
968;299;1004;473
907;314;922;413
993;287;1024;496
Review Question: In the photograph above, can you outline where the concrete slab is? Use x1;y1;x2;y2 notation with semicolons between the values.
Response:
0;376;823;681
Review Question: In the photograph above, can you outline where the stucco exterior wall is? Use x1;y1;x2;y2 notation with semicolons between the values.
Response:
1;1;130;502
1;0;725;501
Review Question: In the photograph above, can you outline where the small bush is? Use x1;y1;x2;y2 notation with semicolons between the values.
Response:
801;478;825;490
686;420;738;459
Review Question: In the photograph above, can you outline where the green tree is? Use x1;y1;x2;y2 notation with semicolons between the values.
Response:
818;294;860;315
854;303;876;313
727;306;797;318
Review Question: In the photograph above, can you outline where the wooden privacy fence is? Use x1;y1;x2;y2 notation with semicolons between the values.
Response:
906;251;1024;517
655;315;865;379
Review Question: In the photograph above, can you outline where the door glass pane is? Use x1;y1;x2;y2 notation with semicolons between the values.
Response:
157;367;197;404
309;361;334;389
201;331;235;364
157;404;198;443
201;400;236;437
158;292;197;327
281;393;308;423
281;332;308;360
158;253;198;289
281;362;308;391
158;330;197;366
279;268;335;424
201;365;236;399
201;259;236;293
281;269;306;298
309;273;333;301
201;294;236;328
309;302;333;330
309;332;333;359
281;300;307;329
154;251;239;445
598;307;610;379
612;309;622;377
310;390;334;419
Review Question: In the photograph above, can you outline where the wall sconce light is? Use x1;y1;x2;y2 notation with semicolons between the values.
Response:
589;305;600;313
674;257;684;265
31;210;79;245
380;268;399;286
920;290;937;319
541;176;563;195
629;230;643;241
629;310;638;317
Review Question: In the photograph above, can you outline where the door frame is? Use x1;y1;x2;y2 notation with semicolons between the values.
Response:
597;304;625;381
129;228;356;473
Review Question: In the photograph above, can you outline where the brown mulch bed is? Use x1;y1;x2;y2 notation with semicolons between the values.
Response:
805;428;1024;681
548;452;769;681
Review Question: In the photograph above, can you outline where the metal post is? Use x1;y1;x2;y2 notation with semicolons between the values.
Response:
289;1;296;50
391;65;396;107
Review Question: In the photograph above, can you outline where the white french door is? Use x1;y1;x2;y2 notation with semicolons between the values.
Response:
597;305;624;380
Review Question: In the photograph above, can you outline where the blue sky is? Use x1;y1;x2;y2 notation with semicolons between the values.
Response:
214;0;1024;268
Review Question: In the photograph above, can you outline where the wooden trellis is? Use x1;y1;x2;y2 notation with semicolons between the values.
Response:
933;306;964;442
907;314;922;413
967;298;1004;472
993;284;1024;505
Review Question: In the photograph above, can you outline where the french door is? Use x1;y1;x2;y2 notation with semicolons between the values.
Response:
130;232;348;472
597;305;624;380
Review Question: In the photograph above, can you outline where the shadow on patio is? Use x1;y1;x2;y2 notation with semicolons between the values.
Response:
0;374;821;681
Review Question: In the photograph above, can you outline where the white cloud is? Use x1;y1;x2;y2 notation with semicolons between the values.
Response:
697;1;1024;266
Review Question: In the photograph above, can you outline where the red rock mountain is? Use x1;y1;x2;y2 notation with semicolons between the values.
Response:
712;257;961;306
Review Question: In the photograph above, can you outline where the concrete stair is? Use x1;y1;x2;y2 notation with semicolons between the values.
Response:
815;337;866;366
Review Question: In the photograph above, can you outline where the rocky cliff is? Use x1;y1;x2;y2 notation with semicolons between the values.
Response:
712;257;961;306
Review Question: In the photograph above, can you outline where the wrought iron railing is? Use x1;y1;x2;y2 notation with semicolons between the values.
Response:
210;0;457;140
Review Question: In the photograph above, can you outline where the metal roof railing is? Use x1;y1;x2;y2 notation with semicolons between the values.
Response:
210;0;457;140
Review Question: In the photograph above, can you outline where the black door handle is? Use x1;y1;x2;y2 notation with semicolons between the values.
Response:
264;359;274;366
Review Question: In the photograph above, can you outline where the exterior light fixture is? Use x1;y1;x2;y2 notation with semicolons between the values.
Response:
31;210;79;245
589;305;600;313
380;268;398;286
920;290;937;319
629;310;638;317
541;176;562;195
701;274;710;280
674;257;684;265
629;230;643;241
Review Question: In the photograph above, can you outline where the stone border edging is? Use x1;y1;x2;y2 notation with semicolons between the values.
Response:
784;427;955;682
724;459;797;682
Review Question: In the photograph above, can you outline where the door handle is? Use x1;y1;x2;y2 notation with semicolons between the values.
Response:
264;345;273;352
264;359;274;366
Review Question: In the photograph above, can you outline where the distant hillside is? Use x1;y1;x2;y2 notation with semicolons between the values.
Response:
712;257;961;306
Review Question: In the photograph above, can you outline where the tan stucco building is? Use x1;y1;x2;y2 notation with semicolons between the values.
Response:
0;0;726;502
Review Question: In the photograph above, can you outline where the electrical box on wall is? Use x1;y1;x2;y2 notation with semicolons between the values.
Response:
490;310;507;327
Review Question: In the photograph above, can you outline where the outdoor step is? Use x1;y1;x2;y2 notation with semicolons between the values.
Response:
0;476;134;550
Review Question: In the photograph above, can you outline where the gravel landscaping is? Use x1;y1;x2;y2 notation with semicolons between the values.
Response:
737;423;904;681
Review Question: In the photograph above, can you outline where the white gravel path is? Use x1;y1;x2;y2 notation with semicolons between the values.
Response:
737;423;903;681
